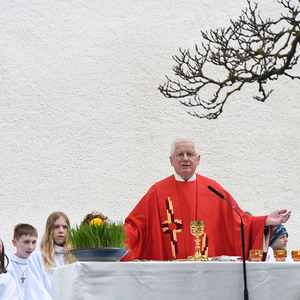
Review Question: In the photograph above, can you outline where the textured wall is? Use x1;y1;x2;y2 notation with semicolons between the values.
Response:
1;0;299;253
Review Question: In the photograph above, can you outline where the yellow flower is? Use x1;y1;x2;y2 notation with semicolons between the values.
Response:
89;218;103;226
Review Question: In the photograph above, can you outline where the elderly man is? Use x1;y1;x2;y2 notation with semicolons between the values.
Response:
124;136;291;261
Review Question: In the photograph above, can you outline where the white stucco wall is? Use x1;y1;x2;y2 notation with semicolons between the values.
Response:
1;0;299;254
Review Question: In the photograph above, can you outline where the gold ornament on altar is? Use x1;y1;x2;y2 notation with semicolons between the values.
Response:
292;250;300;261
249;250;263;262
188;221;209;261
273;249;287;262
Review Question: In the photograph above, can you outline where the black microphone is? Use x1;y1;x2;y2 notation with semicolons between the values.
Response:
208;185;238;210
208;185;249;300
207;185;225;199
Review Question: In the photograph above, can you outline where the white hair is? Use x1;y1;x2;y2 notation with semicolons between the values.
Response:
170;136;198;156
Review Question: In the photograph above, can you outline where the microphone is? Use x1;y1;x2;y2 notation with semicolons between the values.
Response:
207;185;225;199
208;185;249;300
208;185;238;211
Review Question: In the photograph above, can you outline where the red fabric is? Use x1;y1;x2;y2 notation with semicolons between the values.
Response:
123;174;267;261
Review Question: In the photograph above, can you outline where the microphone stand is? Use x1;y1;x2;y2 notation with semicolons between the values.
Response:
208;185;249;300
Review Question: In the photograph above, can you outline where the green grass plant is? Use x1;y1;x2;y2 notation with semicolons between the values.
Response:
68;221;126;249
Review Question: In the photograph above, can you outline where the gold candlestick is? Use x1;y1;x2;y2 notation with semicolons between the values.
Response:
188;221;209;261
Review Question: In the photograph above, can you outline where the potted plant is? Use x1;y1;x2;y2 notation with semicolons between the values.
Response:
68;217;128;261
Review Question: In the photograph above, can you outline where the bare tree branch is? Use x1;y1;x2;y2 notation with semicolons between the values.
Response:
158;0;300;119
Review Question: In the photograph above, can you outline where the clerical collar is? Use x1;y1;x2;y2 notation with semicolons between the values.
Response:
174;173;196;182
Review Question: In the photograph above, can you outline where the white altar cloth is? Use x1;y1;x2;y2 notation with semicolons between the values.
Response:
52;261;300;300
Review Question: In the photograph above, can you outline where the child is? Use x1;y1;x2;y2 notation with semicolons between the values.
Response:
266;224;292;262
7;224;38;300
24;212;76;300
0;239;19;300
81;211;109;225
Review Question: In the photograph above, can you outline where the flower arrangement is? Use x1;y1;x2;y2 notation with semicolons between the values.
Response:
68;218;127;249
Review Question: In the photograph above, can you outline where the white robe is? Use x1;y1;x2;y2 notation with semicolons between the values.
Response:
0;273;19;300
24;246;65;300
6;252;27;300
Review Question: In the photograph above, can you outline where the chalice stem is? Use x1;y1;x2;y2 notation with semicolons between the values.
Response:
194;235;202;257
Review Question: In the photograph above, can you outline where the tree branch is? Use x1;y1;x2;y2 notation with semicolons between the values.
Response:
158;0;300;119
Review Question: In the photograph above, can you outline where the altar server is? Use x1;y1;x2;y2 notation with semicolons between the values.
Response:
266;224;292;262
24;212;76;300
0;239;19;300
7;223;38;300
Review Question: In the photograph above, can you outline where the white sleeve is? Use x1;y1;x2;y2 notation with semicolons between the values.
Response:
24;250;53;300
0;273;19;300
262;227;271;253
6;254;25;300
265;247;275;262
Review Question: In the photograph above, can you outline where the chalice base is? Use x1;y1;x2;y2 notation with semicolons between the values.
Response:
188;255;209;261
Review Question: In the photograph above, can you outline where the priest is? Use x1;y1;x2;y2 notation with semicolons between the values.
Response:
123;136;291;261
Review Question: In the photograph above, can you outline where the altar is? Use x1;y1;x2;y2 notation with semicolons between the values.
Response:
52;261;300;300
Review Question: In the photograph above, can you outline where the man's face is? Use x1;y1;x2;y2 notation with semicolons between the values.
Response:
271;233;288;251
169;141;200;181
12;235;37;259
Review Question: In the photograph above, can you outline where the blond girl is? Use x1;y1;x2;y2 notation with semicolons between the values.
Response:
24;212;76;300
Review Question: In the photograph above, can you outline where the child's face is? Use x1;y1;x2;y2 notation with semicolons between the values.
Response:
12;235;37;259
53;216;68;246
271;233;288;251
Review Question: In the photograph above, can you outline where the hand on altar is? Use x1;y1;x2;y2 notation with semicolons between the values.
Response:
265;209;291;226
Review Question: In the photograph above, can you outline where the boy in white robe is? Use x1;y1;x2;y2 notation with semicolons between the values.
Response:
7;224;38;300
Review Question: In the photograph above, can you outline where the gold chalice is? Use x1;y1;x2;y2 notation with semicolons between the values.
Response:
274;250;287;261
188;221;208;261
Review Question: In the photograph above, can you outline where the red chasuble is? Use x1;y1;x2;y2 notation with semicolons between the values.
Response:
123;174;267;261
